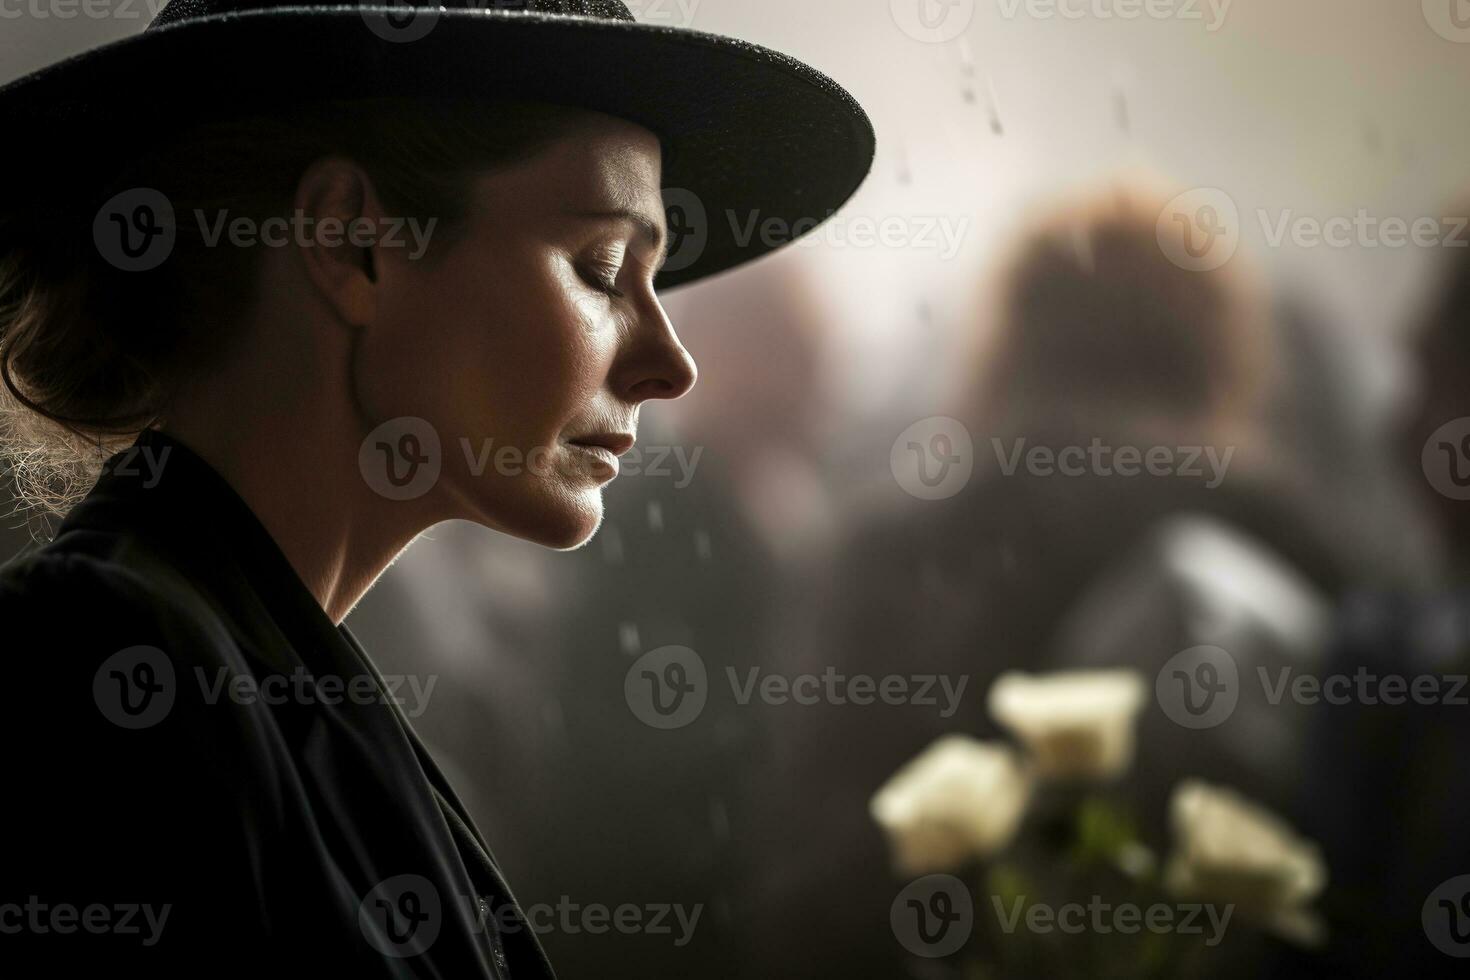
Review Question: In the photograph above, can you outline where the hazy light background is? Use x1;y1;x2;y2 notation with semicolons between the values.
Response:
653;0;1470;437
8;0;1470;437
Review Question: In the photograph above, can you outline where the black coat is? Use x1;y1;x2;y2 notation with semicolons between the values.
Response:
0;429;555;978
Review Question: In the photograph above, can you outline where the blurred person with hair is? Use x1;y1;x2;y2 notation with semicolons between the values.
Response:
760;180;1380;977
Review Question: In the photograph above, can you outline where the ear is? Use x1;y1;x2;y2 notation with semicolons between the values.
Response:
292;156;385;329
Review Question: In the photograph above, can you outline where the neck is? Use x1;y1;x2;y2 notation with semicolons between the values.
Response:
160;376;437;625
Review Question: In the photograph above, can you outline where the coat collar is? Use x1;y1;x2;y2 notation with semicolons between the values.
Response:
61;427;335;677
57;428;553;977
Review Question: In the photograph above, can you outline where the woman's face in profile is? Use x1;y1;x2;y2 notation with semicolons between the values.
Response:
356;111;697;549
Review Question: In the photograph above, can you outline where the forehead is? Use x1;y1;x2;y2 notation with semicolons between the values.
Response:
558;113;663;200
484;111;664;217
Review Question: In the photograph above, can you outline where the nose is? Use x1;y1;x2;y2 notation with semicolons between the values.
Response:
613;293;698;403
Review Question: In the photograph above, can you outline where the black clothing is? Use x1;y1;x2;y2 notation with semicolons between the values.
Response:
1;429;554;977
1271;589;1470;978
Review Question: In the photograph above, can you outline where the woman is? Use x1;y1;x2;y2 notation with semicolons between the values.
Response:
0;1;873;973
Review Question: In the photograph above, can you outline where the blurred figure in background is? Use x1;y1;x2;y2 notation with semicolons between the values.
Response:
1274;199;1470;977
762;180;1389;976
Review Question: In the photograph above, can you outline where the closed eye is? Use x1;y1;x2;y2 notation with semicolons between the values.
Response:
578;262;625;298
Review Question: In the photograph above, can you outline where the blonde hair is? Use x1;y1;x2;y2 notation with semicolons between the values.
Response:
971;179;1272;445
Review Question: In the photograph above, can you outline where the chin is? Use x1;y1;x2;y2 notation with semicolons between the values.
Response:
457;479;607;550
542;515;603;551
517;493;606;551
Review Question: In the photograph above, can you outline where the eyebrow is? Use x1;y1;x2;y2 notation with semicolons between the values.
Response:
571;207;668;266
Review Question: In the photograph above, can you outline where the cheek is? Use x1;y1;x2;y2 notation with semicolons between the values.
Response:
361;254;616;453
474;269;618;450
495;296;608;425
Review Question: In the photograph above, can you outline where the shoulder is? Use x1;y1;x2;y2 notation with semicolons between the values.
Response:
0;541;283;951
2;532;245;675
0;531;281;769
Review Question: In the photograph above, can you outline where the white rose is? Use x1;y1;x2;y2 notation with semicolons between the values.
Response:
986;670;1147;780
869;735;1031;876
1164;779;1327;945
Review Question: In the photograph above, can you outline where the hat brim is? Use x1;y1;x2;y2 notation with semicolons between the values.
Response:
0;7;875;290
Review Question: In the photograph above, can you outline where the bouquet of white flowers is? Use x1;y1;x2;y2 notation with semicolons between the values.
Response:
871;670;1326;978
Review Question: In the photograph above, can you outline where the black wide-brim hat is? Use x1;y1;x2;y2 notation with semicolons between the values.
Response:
0;0;875;289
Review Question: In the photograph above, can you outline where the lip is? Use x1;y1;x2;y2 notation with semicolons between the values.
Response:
566;433;636;456
565;432;635;480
